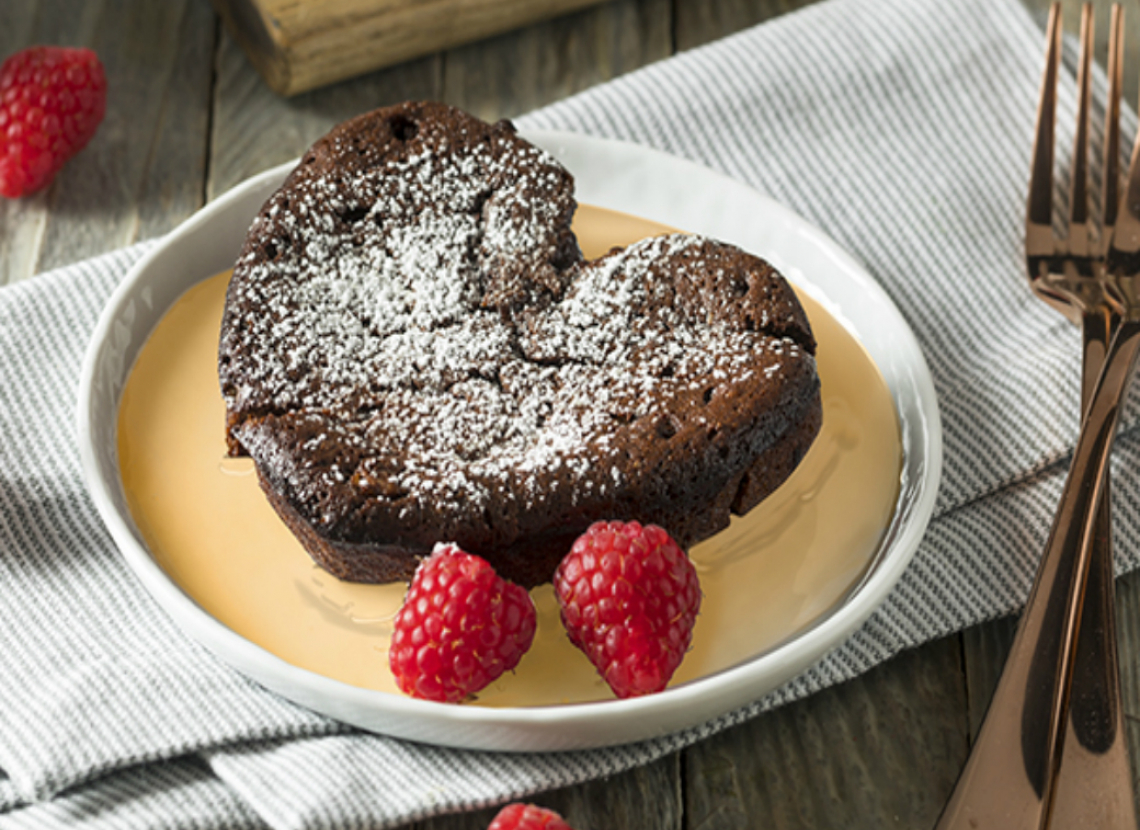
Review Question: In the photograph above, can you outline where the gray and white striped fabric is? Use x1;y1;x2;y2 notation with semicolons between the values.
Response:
0;0;1129;826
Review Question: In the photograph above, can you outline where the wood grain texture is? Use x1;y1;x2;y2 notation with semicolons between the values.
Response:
673;0;820;52
961;614;1018;742
0;0;216;285
212;0;610;96
1111;570;1140;816
411;755;682;830
207;29;441;200
207;0;672;202
683;637;969;830
440;0;672;121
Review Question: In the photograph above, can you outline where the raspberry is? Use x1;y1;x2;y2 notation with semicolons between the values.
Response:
0;46;107;198
488;803;574;830
389;543;536;702
554;521;701;699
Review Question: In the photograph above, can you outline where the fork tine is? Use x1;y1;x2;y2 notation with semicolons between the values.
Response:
1102;4;1124;243
1069;4;1095;256
1027;3;1063;257
1108;31;1140;263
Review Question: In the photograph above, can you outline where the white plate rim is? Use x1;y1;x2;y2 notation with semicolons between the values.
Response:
76;128;942;752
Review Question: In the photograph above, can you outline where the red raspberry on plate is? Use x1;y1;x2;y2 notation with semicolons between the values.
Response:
488;803;574;830
389;543;536;702
0;46;107;198
554;520;701;699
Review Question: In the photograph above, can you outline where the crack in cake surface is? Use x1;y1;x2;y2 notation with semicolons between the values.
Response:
219;102;821;586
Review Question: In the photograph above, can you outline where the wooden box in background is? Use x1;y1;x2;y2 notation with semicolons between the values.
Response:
212;0;611;96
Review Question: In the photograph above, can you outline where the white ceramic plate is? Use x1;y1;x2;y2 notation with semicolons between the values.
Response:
77;130;942;752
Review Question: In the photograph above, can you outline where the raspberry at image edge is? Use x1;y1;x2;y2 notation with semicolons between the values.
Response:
0;46;107;198
488;802;575;830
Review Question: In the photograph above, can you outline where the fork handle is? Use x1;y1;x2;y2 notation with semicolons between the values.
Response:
935;318;1140;830
1047;314;1137;829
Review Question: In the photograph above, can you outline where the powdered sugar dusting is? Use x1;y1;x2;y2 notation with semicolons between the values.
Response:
221;114;812;534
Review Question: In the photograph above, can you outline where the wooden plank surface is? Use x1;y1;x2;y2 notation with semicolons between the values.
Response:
440;0;673;122
673;0;820;51
682;637;968;830
0;0;216;283
207;30;443;200
417;756;683;830
3;1;1139;828
1111;571;1140;818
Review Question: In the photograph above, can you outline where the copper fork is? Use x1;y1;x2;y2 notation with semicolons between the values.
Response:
936;4;1139;828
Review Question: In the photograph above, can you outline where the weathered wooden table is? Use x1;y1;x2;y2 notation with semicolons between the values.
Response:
2;1;1137;827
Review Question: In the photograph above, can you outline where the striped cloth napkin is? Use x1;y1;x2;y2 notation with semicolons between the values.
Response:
2;0;1135;826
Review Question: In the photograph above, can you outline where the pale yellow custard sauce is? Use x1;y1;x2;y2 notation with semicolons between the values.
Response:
118;205;901;706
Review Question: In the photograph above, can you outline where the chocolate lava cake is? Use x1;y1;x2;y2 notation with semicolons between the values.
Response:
218;101;822;588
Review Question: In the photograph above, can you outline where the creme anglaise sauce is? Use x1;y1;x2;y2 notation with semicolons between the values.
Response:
117;205;901;706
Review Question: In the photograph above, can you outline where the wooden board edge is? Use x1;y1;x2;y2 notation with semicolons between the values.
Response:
213;0;611;96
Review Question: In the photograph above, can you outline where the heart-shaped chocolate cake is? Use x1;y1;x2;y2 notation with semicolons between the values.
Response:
219;102;821;588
